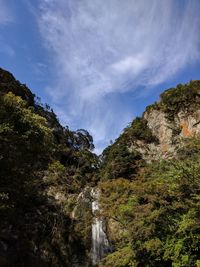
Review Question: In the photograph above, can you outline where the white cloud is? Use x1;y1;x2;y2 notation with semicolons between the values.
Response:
111;55;148;75
36;0;200;152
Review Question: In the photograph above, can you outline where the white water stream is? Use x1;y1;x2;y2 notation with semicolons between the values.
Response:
91;188;110;265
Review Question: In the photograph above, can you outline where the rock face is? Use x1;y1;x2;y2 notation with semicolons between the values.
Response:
69;187;93;267
141;108;200;161
127;82;200;161
178;110;200;138
71;187;92;220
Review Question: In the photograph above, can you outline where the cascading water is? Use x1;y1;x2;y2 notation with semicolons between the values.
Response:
91;188;110;265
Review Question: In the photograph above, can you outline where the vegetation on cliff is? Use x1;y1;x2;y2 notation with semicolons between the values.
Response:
145;80;200;121
97;81;200;267
99;137;200;266
98;116;157;181
0;68;97;266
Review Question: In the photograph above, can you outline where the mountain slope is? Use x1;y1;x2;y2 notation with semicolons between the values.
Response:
99;81;200;181
0;67;97;267
97;81;200;267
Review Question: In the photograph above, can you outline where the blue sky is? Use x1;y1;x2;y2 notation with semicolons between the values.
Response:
0;0;200;153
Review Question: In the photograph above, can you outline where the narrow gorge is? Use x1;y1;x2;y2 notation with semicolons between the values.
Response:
0;68;200;266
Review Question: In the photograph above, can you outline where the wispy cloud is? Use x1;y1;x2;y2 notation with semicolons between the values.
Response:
0;0;14;58
0;0;13;25
0;40;15;57
36;0;200;152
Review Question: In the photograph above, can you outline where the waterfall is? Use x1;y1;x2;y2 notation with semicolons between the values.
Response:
91;188;110;265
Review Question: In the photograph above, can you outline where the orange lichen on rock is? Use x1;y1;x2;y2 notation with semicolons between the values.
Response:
180;121;195;137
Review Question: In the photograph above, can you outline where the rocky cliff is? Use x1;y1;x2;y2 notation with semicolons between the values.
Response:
101;81;200;171
142;82;200;160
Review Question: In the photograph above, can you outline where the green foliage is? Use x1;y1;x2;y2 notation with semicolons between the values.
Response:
0;67;35;105
48;160;66;173
99;116;157;182
99;138;200;267
0;91;53;153
177;135;200;159
99;144;143;181
128;117;158;143
159;81;200;120
145;81;200;123
0;68;97;266
96;81;200;266
99;245;136;267
99;178;135;224
145;102;160;113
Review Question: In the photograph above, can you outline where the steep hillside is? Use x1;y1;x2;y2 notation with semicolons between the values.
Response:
100;81;200;181
98;81;200;267
0;68;97;267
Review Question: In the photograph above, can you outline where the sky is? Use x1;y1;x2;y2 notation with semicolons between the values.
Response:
0;0;200;153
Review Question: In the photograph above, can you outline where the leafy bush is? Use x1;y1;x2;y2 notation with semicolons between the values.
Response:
160;81;200;120
129;117;158;143
99;245;136;267
100;144;143;181
99;138;200;266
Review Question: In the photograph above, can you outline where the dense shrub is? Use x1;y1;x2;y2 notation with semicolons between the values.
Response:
160;81;200;120
99;137;200;267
